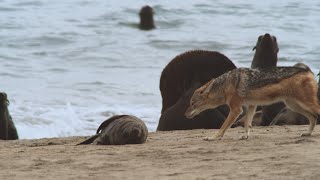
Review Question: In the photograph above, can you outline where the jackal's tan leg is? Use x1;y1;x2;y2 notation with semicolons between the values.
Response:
285;100;317;136
240;105;257;140
204;101;242;141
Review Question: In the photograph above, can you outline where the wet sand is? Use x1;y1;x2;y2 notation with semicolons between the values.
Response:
1;125;320;180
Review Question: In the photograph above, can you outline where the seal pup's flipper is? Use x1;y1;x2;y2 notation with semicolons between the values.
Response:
77;134;99;145
77;115;129;145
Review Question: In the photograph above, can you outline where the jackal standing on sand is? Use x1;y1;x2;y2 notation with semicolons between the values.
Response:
185;67;320;140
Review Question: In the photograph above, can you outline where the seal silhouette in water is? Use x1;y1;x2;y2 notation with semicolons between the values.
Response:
139;5;155;30
78;115;148;145
0;92;18;140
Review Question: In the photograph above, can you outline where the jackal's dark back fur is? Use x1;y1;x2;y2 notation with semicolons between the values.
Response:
213;66;309;91
245;67;309;89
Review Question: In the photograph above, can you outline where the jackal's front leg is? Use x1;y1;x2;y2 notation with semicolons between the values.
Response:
240;105;256;140
204;102;243;141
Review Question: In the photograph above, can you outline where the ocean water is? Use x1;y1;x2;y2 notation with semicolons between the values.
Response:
0;0;319;139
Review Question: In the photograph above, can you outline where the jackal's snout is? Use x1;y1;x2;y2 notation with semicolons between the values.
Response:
184;106;196;119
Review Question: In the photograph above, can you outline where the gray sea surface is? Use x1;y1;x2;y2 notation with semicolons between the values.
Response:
0;0;319;139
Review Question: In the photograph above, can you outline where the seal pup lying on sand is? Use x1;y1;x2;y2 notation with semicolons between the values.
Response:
139;5;155;30
185;67;319;140
78;115;148;145
0;92;18;140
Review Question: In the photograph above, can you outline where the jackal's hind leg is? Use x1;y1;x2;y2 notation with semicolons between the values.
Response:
285;100;317;136
240;105;256;140
204;104;242;141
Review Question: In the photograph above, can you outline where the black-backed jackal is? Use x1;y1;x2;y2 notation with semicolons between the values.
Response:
185;67;320;140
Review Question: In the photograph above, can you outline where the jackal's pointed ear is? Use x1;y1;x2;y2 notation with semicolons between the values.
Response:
203;79;214;94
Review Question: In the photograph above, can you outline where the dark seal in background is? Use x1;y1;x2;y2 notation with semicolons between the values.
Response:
251;33;284;126
139;5;155;30
0;92;18;140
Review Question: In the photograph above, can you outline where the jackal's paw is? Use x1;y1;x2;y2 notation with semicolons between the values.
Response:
203;135;222;141
301;132;311;137
239;135;249;140
203;136;215;141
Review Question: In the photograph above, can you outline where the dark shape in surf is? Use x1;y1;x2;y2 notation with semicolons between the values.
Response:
139;5;155;30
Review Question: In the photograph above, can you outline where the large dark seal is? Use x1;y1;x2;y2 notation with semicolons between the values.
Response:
157;83;228;131
160;50;236;114
251;33;285;126
0;92;18;140
139;5;155;30
157;50;237;131
78;115;148;145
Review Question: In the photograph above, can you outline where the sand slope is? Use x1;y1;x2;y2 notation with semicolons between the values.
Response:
1;125;320;180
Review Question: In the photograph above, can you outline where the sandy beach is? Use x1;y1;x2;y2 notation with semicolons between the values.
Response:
1;125;320;180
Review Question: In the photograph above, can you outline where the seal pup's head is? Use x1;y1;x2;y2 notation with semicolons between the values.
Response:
251;33;279;68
